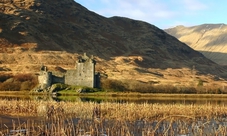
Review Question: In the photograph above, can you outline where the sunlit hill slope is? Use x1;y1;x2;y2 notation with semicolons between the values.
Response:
1;0;227;88
165;24;227;66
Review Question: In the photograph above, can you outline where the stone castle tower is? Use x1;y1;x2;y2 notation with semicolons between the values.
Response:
65;53;96;88
38;65;52;90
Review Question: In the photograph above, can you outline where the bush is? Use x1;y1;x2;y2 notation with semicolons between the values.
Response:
101;79;126;92
123;80;155;93
178;87;197;94
16;73;38;90
0;73;38;91
197;79;203;86
20;81;34;91
0;81;20;91
100;78;219;94
14;73;35;82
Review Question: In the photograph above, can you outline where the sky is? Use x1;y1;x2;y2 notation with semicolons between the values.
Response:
75;0;227;29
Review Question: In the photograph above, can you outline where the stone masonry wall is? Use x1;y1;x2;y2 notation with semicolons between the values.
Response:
38;71;52;90
65;59;95;88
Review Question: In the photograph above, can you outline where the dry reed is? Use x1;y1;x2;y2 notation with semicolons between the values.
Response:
0;99;227;135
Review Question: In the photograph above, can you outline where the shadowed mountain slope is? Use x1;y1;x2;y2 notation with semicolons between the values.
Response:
165;24;227;65
1;0;227;87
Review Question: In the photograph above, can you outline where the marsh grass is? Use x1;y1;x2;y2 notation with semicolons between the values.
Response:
0;99;227;135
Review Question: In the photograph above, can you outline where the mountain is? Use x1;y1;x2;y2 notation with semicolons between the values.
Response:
0;0;227;87
165;24;227;65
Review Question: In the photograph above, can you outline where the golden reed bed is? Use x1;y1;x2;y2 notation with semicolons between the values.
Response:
0;99;227;135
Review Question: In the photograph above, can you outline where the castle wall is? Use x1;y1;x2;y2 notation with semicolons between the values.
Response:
76;61;95;87
65;60;95;88
65;70;77;85
52;75;64;84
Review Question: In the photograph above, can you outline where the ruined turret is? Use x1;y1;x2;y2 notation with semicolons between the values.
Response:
38;65;52;91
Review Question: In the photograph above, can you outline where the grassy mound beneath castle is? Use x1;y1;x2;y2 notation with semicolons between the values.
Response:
49;83;101;95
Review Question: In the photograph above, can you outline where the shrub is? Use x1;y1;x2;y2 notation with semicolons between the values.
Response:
123;80;155;93
20;81;34;91
160;85;177;93
197;79;204;86
0;81;21;91
100;79;126;92
14;73;38;90
178;87;197;94
14;73;35;82
0;73;38;91
100;78;208;94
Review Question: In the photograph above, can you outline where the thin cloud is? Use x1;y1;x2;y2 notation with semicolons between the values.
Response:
75;0;213;28
100;0;111;4
182;0;207;11
96;0;177;22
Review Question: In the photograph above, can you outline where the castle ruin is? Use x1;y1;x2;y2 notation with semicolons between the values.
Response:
37;53;99;91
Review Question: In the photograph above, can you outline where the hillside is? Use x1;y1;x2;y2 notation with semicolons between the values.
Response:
165;24;227;65
1;0;227;88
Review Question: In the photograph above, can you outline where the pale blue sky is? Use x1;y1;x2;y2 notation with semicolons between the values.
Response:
75;0;227;29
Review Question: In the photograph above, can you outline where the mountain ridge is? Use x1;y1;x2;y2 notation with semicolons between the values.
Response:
1;0;227;88
165;24;227;65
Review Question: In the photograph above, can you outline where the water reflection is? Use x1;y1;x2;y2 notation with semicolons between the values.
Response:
76;96;227;105
0;95;54;101
1;95;227;105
